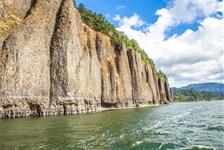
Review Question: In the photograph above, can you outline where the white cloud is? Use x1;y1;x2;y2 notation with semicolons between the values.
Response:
114;13;145;27
114;0;224;87
168;0;221;23
116;5;126;10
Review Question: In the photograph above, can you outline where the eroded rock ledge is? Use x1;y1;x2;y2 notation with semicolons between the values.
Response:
0;0;172;119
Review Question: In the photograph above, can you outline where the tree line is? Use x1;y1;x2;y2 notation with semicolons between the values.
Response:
77;3;161;73
173;89;224;102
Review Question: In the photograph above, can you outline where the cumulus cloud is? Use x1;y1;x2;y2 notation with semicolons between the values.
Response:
168;0;222;23
114;13;145;27
114;0;224;87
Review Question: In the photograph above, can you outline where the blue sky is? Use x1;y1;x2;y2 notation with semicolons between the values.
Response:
76;0;224;87
76;0;203;38
76;0;166;24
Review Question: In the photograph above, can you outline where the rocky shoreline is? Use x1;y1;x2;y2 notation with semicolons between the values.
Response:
0;101;166;119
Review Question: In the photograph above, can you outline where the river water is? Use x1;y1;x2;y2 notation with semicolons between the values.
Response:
0;101;223;150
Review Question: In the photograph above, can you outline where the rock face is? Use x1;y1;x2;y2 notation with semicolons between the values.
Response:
0;0;172;119
0;0;34;47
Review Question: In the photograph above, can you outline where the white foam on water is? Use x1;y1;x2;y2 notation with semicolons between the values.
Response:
143;121;163;132
143;110;192;132
180;145;216;150
158;142;165;149
195;106;202;109
37;145;48;149
136;141;143;145
119;134;125;139
154;129;170;135
171;111;191;119
131;141;143;147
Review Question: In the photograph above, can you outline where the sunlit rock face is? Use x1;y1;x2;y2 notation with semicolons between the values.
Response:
0;0;34;47
0;0;172;119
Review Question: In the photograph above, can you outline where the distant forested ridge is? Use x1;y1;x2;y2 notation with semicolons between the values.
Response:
177;82;224;92
173;83;224;102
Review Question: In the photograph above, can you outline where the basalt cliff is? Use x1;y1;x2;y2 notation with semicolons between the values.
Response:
0;0;172;119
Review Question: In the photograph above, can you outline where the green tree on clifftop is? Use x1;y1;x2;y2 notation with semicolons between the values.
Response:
77;3;166;75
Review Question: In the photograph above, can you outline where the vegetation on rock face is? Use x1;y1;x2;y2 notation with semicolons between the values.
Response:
173;89;224;102
157;70;167;80
77;3;157;71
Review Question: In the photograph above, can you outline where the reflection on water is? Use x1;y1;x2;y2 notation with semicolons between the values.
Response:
0;101;223;150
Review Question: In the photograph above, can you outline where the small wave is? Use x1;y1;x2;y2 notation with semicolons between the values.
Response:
174;111;191;119
131;140;143;147
159;143;165;149
181;145;216;150
195;106;202;109
159;142;179;149
131;141;163;149
119;134;125;139
36;145;48;149
207;126;224;131
144;111;191;132
168;111;191;121
132;140;179;149
143;121;163;132
153;129;170;135
188;108;193;111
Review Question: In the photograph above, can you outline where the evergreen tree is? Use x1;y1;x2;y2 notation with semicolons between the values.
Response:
77;3;161;73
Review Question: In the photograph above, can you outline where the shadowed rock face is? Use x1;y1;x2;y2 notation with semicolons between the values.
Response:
0;0;172;119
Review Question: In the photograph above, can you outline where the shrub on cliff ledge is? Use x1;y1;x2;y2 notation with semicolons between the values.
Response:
157;70;167;80
78;4;114;35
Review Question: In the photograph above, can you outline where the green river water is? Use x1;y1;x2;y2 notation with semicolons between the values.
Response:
0;101;223;150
